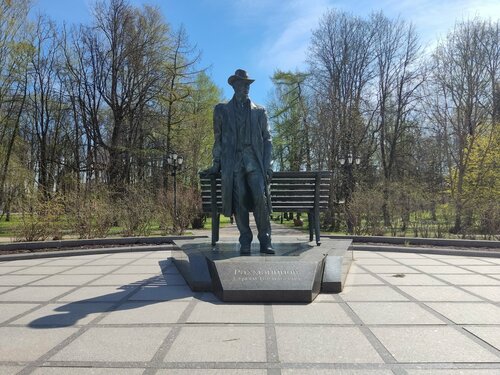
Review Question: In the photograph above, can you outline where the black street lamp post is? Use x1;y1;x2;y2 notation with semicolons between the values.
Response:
339;152;361;233
166;152;183;225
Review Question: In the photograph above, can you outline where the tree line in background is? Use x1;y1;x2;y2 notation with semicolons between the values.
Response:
269;10;499;239
0;1;498;240
0;0;222;239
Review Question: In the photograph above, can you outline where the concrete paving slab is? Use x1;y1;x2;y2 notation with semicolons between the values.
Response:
362;265;420;273
341;285;409;301
0;286;74;302
13;266;74;275
187;301;265;323
370;326;499;362
0;326;78;361
103;252;153;259
156;370;267;375
379;273;446;286
347;264;369;273
272;302;354;324
41;258;94;266
89;273;158;286
111;265;162;274
13;302;113;327
1;259;51;266
462;265;500;273
0;286;12;294
386;252;428;259
426;302;500;324
439;258;494;266
50;326;170;362
0;303;39;323
31;368;145;375
0;266;25;274
465;326;500;351
61;265;121;274
397;286;482;302
275;326;384;363
434;274;500;285
282;371;394;375
348;302;445;325
353;258;399;265
98;301;189;324
345;273;384;285
387;258;447;266
29;274;100;286
57;286;137;303
0;366;23;375
352;252;385;258
0;274;47;285
85;258;135;266
405;369;500;374
129;285;195;301
128;258;168;266
141;251;172;259
462;286;500;301
412;265;473;274
146;273;187;286
164;326;267;362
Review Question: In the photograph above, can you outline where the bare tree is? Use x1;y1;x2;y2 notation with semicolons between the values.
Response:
25;15;67;198
0;0;31;216
269;70;311;171
427;19;499;233
370;12;425;226
308;9;377;232
87;0;170;189
158;25;202;189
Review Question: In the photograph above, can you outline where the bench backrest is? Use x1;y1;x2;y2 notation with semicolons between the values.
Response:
200;171;331;213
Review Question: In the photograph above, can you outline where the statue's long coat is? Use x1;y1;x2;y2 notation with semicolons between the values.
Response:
212;98;272;217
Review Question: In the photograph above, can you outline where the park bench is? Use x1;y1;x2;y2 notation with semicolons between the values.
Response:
199;171;332;246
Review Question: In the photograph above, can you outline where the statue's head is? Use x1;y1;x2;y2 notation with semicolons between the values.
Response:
228;69;254;100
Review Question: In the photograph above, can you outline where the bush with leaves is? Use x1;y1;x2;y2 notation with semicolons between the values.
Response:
15;191;65;242
347;187;385;235
116;185;156;237
157;186;202;235
65;185;114;239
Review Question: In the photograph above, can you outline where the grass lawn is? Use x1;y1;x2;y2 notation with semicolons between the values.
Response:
0;214;22;238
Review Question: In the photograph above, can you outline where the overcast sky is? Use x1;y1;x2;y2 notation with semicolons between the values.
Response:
33;0;500;105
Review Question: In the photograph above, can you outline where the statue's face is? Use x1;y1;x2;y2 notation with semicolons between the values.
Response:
232;80;251;100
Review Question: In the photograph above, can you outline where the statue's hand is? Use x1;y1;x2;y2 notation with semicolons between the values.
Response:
201;163;220;177
266;168;273;182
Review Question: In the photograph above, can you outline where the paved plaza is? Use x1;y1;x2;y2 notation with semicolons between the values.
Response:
0;238;499;374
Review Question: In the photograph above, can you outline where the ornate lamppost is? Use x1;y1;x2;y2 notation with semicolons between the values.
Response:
166;152;183;224
339;152;361;233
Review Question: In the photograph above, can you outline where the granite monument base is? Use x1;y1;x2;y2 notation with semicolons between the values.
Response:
172;237;352;302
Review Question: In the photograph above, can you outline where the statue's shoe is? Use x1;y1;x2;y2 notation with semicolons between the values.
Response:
259;246;275;255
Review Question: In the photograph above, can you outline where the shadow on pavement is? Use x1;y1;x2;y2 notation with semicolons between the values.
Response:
28;260;195;328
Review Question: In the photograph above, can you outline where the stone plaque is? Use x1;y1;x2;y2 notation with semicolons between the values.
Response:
207;259;323;302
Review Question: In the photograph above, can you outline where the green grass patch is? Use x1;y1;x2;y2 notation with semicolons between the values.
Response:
204;215;232;229
0;214;22;238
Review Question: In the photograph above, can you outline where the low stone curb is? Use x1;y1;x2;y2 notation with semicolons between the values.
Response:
0;235;207;252
327;234;499;248
0;244;176;261
353;244;500;258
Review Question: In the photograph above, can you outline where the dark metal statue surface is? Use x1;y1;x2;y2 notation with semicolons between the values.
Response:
205;69;274;255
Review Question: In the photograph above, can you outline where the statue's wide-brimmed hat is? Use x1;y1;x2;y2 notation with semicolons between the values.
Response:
228;69;255;86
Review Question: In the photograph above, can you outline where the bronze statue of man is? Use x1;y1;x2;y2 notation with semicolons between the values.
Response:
207;69;274;255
